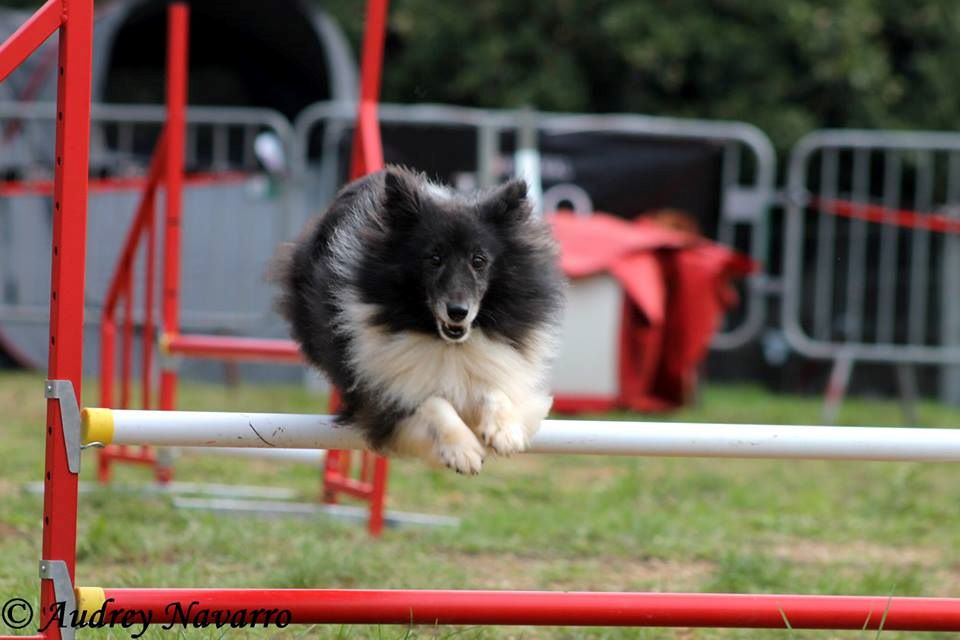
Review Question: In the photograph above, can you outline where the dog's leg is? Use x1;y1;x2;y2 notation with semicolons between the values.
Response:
390;396;485;475
476;389;531;456
519;392;552;441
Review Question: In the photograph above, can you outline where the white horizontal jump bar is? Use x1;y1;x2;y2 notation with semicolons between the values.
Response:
178;447;326;465
85;409;960;462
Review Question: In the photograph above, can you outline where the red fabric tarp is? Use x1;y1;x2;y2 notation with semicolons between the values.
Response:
550;212;756;413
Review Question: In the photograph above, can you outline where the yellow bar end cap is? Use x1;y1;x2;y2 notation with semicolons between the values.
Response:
80;408;114;445
75;586;106;615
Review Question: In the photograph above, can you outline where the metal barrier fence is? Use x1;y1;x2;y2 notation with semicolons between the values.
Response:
13;99;960;411
537;113;775;349
783;129;960;414
1;99;777;375
0;101;295;374
292;102;776;349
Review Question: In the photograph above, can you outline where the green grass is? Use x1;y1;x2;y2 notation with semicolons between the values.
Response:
2;370;960;638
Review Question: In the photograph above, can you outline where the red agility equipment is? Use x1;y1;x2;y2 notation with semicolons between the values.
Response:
90;2;390;530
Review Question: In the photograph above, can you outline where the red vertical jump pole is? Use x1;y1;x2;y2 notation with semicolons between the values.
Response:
322;0;389;536
43;0;93;634
158;3;188;415
120;274;133;407
0;0;97;637
348;0;387;178
142;194;156;410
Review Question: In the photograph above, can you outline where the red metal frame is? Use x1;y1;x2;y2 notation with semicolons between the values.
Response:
91;1;390;535
0;1;92;639
320;0;391;536
14;0;960;634
163;334;302;364
97;4;188;484
348;0;386;178
0;0;61;84
0;171;248;196
41;0;91;631
97;135;167;481
158;2;187;415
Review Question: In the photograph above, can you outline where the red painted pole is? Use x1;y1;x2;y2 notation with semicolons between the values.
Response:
0;170;246;196
94;589;960;631
120;274;133;408
323;0;391;534
0;0;61;83
348;0;388;178
38;1;93;638
163;334;302;363
368;455;389;535
99;319;115;408
159;2;188;412
99;136;167;315
321;450;344;504
142;195;156;409
97;137;166;482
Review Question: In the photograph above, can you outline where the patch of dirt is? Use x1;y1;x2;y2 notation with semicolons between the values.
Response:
0;520;30;539
768;537;960;597
769;539;942;566
442;551;714;591
0;479;17;497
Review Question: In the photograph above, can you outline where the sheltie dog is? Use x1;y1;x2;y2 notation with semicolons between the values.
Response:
273;166;565;474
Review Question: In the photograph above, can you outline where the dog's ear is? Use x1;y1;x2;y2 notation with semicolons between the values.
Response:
383;168;420;229
482;178;531;226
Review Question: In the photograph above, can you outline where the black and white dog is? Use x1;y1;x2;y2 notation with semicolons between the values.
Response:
273;167;565;474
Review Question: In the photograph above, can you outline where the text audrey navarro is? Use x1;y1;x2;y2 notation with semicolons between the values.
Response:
38;599;292;637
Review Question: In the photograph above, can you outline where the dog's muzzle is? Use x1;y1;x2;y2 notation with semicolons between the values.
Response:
436;302;475;343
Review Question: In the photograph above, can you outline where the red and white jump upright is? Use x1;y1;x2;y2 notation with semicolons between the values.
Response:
0;1;92;638
93;2;391;535
5;0;960;637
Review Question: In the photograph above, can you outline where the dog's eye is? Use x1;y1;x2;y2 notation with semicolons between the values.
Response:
471;254;487;270
429;254;443;267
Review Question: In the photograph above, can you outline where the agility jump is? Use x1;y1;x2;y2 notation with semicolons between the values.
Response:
6;0;960;636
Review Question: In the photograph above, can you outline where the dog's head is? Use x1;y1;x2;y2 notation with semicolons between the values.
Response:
378;168;532;344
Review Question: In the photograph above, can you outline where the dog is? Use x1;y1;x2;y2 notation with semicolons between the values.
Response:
272;166;566;474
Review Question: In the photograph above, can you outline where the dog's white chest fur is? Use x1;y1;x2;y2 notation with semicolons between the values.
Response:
344;301;552;429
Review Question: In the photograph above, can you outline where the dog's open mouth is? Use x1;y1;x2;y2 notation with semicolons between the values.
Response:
439;321;469;343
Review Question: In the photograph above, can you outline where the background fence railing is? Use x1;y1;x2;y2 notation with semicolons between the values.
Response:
783;129;960;417
13;100;960;414
292;102;776;350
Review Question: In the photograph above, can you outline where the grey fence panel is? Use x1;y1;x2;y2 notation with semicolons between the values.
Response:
537;113;775;349
292;102;776;350
783;129;960;366
0;102;297;378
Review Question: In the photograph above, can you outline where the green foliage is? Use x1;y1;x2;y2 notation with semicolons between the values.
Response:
322;0;960;150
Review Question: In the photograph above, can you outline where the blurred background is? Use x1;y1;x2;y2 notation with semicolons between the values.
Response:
2;0;960;417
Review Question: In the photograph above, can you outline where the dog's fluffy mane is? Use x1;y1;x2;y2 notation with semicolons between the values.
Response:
272;166;565;454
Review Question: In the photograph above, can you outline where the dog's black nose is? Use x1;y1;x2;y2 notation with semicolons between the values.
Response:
446;303;468;322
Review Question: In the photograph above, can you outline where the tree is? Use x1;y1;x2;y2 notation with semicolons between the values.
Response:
322;0;960;150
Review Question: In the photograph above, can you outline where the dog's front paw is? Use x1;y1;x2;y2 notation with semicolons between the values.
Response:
437;438;485;475
477;389;529;456
478;418;528;456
